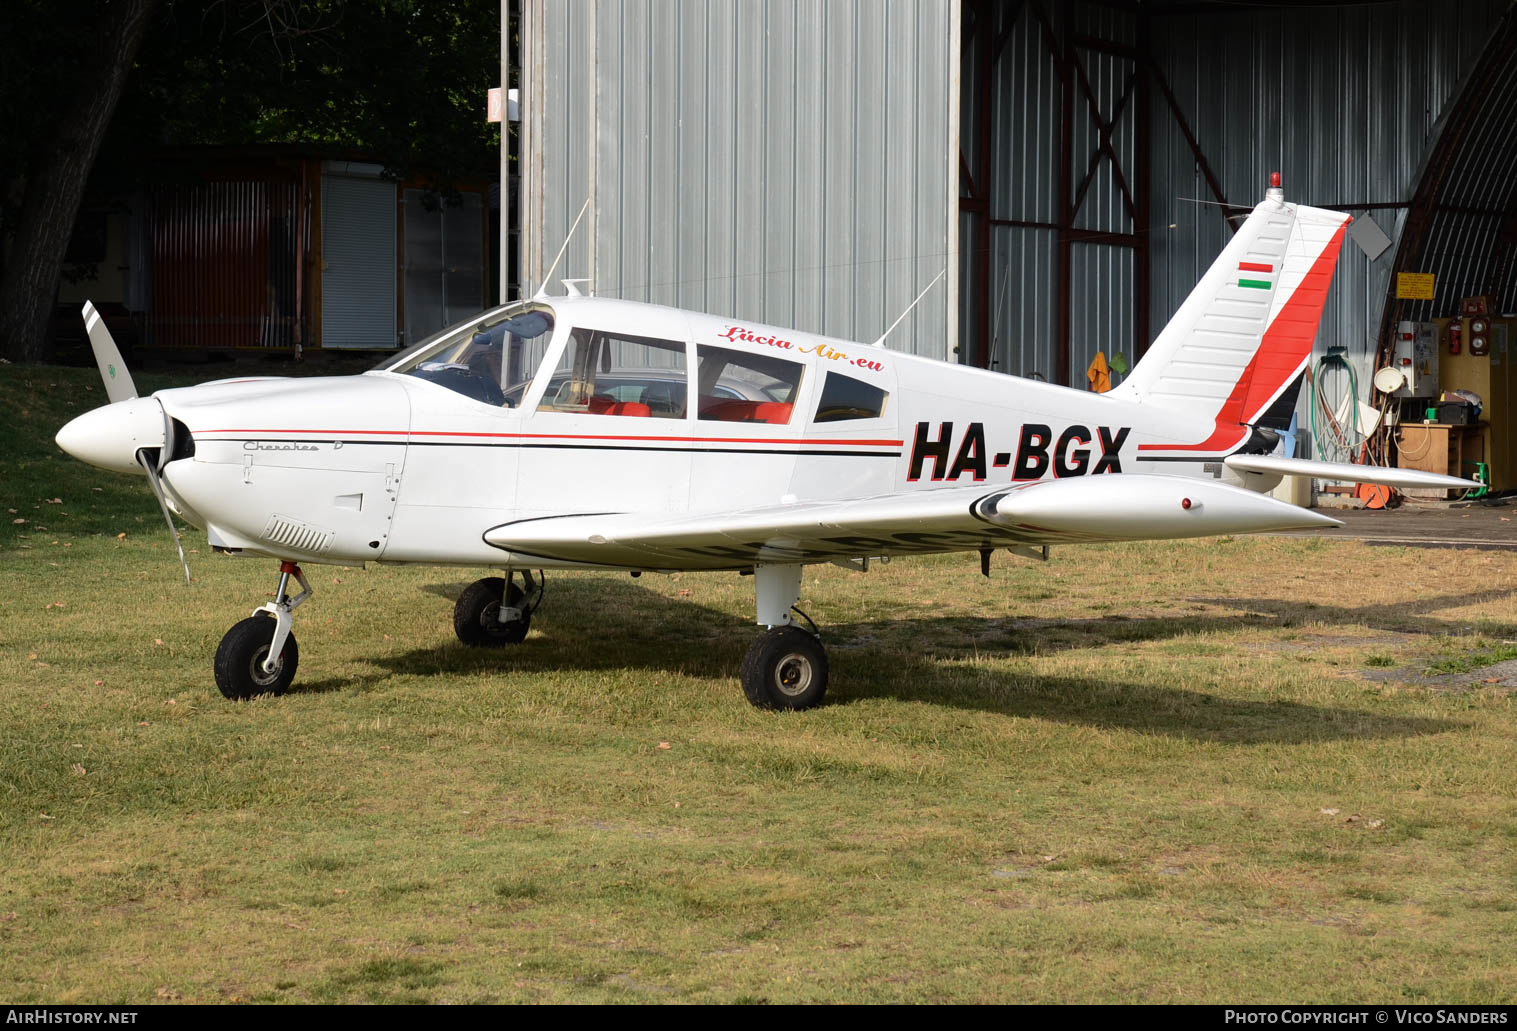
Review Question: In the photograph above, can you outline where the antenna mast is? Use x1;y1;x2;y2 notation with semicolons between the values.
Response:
871;269;946;348
533;197;592;298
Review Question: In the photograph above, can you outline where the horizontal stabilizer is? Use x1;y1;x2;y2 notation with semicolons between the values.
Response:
484;474;1339;570
1224;454;1479;491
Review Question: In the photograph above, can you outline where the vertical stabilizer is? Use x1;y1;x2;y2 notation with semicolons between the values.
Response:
1110;177;1351;457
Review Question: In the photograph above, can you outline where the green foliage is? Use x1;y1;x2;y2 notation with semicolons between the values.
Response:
113;0;503;185
2;0;501;277
1425;644;1517;676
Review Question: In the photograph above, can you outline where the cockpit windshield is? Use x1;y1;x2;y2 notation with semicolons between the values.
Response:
380;305;556;407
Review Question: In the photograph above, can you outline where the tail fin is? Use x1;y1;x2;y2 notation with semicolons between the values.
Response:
1111;179;1351;455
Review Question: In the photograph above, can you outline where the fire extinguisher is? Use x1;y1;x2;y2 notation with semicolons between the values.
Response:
1449;320;1462;355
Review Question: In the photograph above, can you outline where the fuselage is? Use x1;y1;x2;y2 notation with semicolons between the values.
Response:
75;295;1275;571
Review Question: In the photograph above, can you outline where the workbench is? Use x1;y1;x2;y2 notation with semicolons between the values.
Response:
1395;421;1486;499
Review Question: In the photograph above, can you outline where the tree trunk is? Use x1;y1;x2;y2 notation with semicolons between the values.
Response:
0;0;158;364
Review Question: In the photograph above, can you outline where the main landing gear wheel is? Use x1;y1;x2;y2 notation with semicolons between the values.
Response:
214;614;299;699
454;574;537;647
740;626;829;711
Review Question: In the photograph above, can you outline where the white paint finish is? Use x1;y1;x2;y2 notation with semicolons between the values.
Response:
754;564;803;627
148;376;411;561
1223;454;1474;490
59;186;1471;582
55;397;164;475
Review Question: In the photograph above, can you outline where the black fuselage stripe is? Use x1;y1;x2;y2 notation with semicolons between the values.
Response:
1137;455;1229;463
214;437;899;458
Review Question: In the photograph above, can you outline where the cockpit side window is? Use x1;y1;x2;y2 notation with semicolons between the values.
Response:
696;345;804;424
813;372;889;422
389;307;555;407
535;328;688;419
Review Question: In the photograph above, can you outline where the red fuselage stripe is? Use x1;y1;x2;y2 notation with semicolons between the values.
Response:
198;428;904;447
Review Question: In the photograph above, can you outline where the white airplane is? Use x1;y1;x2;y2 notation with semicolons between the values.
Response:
56;176;1475;709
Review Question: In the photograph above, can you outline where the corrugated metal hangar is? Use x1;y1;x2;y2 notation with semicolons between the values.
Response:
516;0;1517;411
59;149;492;355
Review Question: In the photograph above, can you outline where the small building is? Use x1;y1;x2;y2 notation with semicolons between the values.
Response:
58;146;496;358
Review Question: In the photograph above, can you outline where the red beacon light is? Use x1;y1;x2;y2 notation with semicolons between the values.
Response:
1269;171;1282;188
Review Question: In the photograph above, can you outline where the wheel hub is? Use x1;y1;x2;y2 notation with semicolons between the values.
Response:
246;646;282;687
774;652;813;697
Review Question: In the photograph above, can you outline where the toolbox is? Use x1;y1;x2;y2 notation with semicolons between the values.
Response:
1436;401;1478;425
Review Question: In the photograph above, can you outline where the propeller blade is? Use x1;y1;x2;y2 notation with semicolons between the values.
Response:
82;301;137;403
158;406;174;474
135;449;192;586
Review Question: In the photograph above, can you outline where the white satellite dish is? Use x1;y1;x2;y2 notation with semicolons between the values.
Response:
1373;367;1406;394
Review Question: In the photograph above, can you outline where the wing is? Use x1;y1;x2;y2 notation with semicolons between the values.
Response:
483;474;1342;570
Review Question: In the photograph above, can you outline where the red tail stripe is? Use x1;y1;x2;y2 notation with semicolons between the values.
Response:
1140;220;1349;454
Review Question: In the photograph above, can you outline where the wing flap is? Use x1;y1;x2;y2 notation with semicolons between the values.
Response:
484;475;1340;570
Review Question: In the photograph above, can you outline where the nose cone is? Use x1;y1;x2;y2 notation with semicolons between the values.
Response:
56;397;166;474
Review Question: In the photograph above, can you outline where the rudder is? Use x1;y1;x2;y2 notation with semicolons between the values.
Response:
1110;179;1351;457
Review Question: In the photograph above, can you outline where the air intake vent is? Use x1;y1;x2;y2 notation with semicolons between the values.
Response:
262;515;334;554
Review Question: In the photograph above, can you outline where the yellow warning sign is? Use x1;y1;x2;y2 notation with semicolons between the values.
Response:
1396;272;1435;300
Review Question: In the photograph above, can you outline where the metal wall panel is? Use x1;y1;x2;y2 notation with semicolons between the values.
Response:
147;178;304;350
522;0;957;358
964;0;1143;380
321;175;398;349
403;190;487;346
1149;0;1509;387
964;0;1506;387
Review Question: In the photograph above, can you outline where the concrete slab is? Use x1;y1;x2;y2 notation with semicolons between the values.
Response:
1277;497;1517;550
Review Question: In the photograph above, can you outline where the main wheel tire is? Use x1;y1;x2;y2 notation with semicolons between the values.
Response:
454;576;531;647
213;614;298;700
740;626;829;710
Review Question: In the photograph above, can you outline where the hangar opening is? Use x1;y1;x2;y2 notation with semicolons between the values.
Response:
519;0;1515;498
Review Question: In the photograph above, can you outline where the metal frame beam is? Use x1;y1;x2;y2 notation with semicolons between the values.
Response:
957;2;1188;381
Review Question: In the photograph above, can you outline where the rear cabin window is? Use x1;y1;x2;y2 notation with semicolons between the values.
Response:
814;372;889;422
696;345;804;425
536;329;688;419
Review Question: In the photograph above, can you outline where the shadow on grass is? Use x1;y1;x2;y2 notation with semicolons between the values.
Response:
1190;588;1517;638
349;576;1463;744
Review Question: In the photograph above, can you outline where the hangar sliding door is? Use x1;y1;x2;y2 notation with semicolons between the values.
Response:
402;189;486;347
321;172;397;349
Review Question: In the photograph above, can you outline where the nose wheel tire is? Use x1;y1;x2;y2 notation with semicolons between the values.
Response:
454;576;531;647
214;614;299;699
740;626;829;710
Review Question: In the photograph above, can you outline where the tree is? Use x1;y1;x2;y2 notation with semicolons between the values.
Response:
0;0;160;363
0;0;502;364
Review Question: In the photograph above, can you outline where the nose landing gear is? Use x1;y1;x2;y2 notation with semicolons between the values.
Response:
213;561;310;699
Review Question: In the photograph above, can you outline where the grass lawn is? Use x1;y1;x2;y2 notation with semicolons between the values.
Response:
2;365;1515;1003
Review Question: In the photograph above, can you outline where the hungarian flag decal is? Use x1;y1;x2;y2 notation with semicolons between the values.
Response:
1238;261;1274;290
